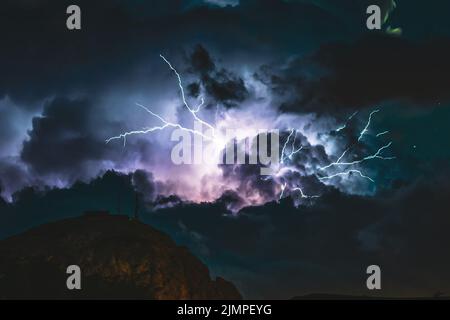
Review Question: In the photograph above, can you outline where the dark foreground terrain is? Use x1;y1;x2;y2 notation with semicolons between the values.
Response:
0;213;241;299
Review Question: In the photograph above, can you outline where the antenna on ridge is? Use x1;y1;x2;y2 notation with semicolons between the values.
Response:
134;192;140;221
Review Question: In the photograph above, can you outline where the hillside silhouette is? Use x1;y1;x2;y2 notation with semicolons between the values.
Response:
0;213;241;299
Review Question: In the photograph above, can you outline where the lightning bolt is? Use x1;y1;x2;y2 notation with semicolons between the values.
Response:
291;186;320;199
192;96;205;113
281;129;295;164
316;110;394;188
159;54;215;134
316;142;393;186
289;131;304;158
336;111;359;132
318;169;374;183
376;130;389;137
275;110;394;202
279;182;287;200
358;109;379;141
279;182;319;201
319;148;349;171
106;103;213;146
319;137;395;172
107;55;217;146
106;54;395;207
320;142;395;169
281;129;304;164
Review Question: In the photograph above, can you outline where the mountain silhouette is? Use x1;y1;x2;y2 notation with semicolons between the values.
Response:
0;212;241;299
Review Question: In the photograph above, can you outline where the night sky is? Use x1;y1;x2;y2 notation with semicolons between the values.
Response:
1;0;450;299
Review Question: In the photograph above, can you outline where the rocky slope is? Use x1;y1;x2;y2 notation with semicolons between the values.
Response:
0;213;241;299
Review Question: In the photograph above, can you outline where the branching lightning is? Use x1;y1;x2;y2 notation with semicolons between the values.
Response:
159;54;215;134
319;142;395;170
106;102;212;146
309;110;394;193
281;129;304;164
318;169;375;183
319;148;349;171
280;129;294;164
106;55;217;147
315;140;394;187
358;109;379;141
107;54;396;208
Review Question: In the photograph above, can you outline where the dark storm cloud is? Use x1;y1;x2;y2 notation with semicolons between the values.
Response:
0;0;148;104
132;169;156;202
0;0;174;103
145;175;450;298
1;169;450;298
0;159;36;200
0;0;371;105
216;130;338;203
216;190;246;212
189;45;216;74
18;97;159;184
0;171;137;238
1;0;448;107
153;194;183;209
20;97;108;176
186;45;249;108
269;34;450;114
221;161;278;199
1;0;450;300
217;133;286;201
